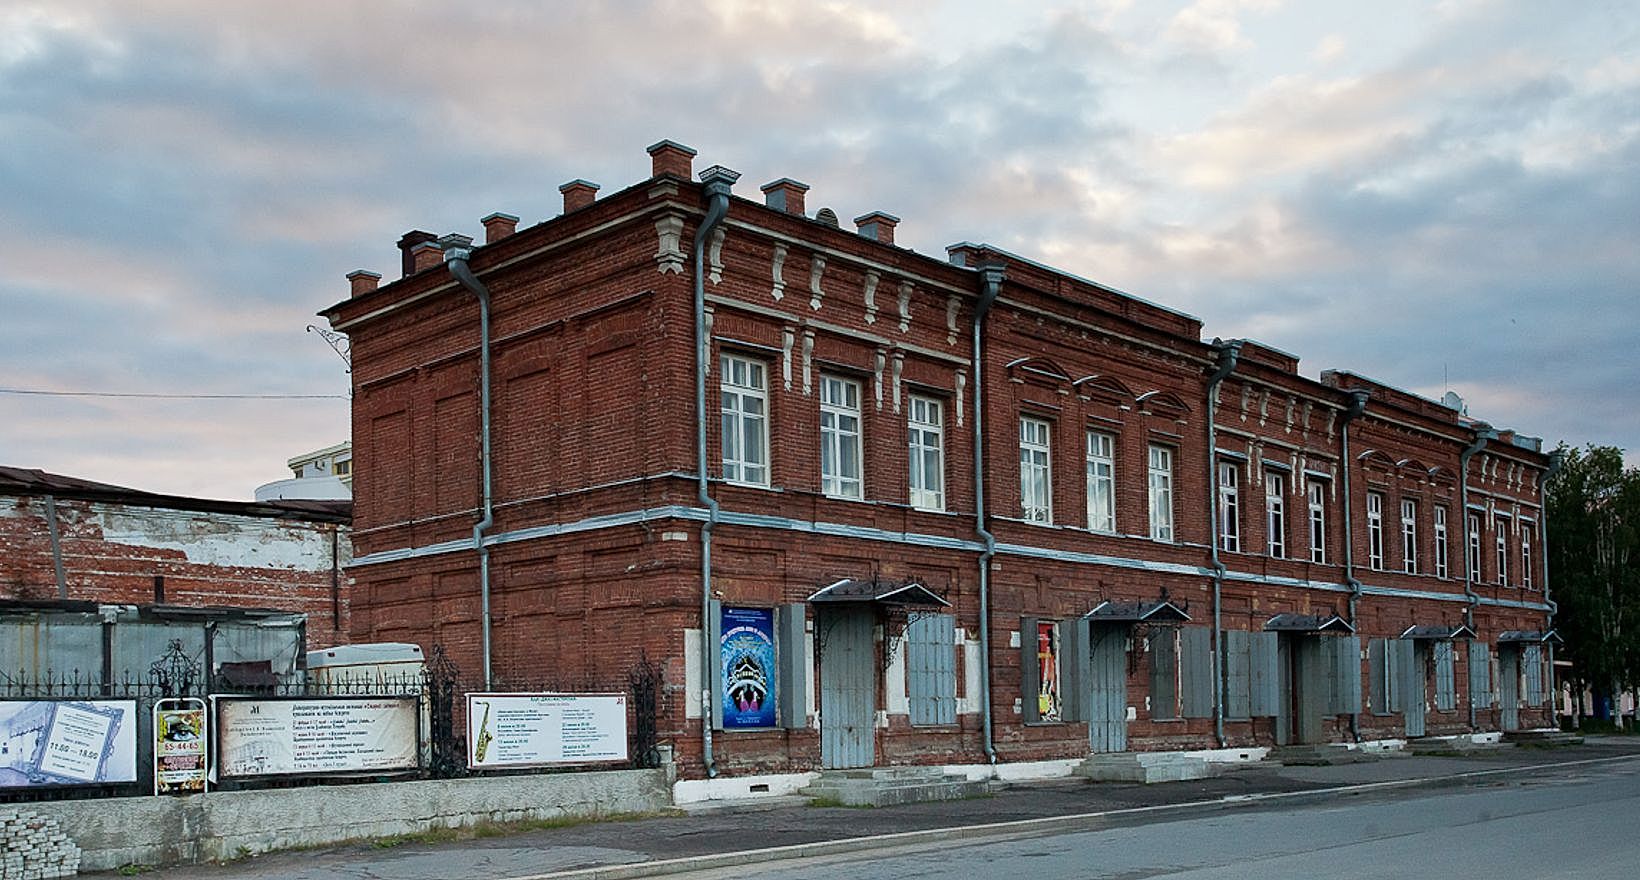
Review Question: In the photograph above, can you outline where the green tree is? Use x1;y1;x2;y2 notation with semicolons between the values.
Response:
1547;445;1640;724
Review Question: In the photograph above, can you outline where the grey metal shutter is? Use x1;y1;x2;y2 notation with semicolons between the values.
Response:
776;603;810;729
1058;618;1091;724
1368;639;1388;715
1021;617;1041;723
1523;644;1543;705
1468;641;1492;708
1434;640;1456;712
708;599;724;731
1389;638;1415;713
1224;629;1251;721
1180;626;1214;719
1328;635;1361;715
1249;631;1279;717
907;612;957;726
1150;627;1179;720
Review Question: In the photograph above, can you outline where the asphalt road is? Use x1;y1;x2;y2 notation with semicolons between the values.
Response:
667;760;1640;880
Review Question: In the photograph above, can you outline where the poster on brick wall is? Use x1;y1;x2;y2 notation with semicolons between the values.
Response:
0;700;137;788
466;693;627;769
216;697;418;778
720;606;777;728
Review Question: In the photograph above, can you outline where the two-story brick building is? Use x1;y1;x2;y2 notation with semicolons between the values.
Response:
321;141;1557;782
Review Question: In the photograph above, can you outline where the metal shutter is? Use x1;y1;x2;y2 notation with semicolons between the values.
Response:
1224;629;1251;721
1181;626;1215;719
1328;635;1362;715
776;603;810;729
906;612;957;726
1250;631;1280;717
1389;638;1416;713
1021;618;1041;723
1434;640;1456;712
1468;641;1492;708
1150;627;1179;720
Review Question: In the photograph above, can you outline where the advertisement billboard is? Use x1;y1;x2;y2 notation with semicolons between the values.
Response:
0;700;137;788
216;697;418;778
466;693;627;769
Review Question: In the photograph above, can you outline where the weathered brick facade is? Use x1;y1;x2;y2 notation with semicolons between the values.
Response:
323;142;1554;778
0;468;352;650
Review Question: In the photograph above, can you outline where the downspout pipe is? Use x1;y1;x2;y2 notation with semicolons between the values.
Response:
973;262;1005;766
1458;422;1498;729
1337;389;1369;741
1204;339;1241;749
694;165;739;779
1540;448;1565;725
445;240;496;689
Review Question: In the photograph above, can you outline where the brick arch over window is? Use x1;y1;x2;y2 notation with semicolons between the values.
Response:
1072;374;1136;406
1135;390;1192;419
1397;458;1433;483
1427;465;1459;487
1356;449;1398;473
1005;356;1072;390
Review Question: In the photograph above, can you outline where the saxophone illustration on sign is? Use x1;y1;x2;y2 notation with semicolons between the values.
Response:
473;701;494;763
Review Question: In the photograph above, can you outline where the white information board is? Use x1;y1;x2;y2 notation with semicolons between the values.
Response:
466;693;628;769
0;700;137;787
217;697;419;778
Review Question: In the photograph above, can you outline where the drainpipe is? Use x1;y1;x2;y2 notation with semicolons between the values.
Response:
44;494;68;599
1539;448;1565;726
1458;422;1497;729
694;165;739;779
445;239;496;690
973;262;1005;766
1204;339;1241;749
1338;389;1369;741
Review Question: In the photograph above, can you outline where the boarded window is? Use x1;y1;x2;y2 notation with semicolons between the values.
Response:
1523;644;1544;705
1150;628;1179;720
1433;640;1456;712
1368;638;1390;715
1180;626;1215;719
1324;636;1362;715
1469;641;1493;708
1223;629;1251;721
906;613;957;726
1249;631;1280;717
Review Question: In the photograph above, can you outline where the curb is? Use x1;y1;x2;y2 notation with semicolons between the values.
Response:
504;753;1640;880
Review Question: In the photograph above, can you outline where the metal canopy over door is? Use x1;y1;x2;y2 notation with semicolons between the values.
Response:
1266;614;1353;745
1087;623;1128;753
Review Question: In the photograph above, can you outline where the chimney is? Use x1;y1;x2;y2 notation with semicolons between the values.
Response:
346;269;382;297
559;179;600;213
854;211;900;245
397;230;437;277
409;240;444;273
760;178;809;216
481;212;519;244
646;139;697;179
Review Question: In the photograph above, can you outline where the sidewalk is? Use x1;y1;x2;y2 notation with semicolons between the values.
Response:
115;737;1640;880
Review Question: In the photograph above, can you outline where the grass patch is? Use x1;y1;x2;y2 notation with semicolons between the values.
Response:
117;865;156;876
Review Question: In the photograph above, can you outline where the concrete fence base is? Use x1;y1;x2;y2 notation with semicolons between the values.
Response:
27;768;673;872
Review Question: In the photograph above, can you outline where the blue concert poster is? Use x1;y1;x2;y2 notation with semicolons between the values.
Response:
720;606;777;728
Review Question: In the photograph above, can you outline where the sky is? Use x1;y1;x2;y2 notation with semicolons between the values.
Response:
1;0;1636;500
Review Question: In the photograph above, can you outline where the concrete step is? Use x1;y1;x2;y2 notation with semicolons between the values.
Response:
1407;735;1515;755
1502;729;1584;747
1074;751;1218;783
802;769;993;807
1268;743;1382;766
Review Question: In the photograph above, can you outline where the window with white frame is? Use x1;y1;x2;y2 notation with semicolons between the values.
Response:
1148;444;1175;542
1467;512;1483;580
1266;471;1287;558
820;374;863;499
1020;417;1052;523
1401;498;1419;574
1307;480;1328;563
1087;431;1116;533
1434;505;1449;579
907;395;944;511
1521;522;1534;589
1217;461;1241;552
1367;491;1385;570
720;353;769;486
1495;515;1509;585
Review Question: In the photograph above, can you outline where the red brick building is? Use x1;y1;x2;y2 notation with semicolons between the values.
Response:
322;141;1556;779
0;467;352;651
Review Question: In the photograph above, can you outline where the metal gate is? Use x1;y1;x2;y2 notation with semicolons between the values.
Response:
819;606;875;769
1087;624;1127;753
1499;647;1520;731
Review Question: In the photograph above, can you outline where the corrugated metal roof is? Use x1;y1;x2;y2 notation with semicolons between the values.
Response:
0;465;350;523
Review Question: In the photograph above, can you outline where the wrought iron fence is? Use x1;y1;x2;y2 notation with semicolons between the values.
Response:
0;641;666;801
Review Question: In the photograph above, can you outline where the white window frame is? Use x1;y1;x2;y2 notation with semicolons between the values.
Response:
1307;480;1327;564
820;374;863;499
1520;521;1534;589
1020;417;1052;524
1148;444;1174;542
1401;498;1419;574
1495;515;1509;586
1467;512;1483;581
1217;461;1240;552
1367;491;1385;571
907;395;945;511
719;353;769;487
1086;431;1116;533
1265;471;1287;558
1434;505;1449;579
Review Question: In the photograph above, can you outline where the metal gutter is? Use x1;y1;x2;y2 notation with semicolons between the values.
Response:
1205;339;1241;748
1338;389;1370;741
444;239;497;689
973;262;1005;765
1458;422;1499;729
